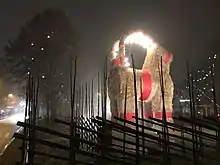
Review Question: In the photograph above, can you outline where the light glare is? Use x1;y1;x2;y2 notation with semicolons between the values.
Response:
124;32;157;49
8;94;13;98
111;31;157;67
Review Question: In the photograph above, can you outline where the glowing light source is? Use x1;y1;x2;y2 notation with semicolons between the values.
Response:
41;47;44;51
111;31;157;67
124;32;157;49
179;99;190;103
8;94;13;98
47;35;51;39
7;113;25;124
31;43;34;46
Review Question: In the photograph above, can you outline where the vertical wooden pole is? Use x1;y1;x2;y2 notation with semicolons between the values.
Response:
131;54;139;165
159;56;170;165
70;56;77;165
186;61;197;165
123;78;128;156
140;77;145;156
98;73;100;117
91;79;94;117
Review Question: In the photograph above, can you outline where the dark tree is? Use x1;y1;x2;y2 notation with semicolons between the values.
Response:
4;8;78;120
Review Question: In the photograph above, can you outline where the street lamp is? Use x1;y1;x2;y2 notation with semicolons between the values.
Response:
8;93;13;98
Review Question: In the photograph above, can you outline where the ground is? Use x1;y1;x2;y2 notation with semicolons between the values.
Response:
0;116;219;164
0;113;24;156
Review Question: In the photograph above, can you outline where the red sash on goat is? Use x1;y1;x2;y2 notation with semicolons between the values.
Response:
119;111;172;121
139;69;152;101
163;52;172;63
112;55;125;67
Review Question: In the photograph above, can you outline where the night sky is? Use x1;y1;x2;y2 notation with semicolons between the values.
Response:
1;0;220;85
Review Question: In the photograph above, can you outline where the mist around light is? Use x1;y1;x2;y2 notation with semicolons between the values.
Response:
0;99;26;124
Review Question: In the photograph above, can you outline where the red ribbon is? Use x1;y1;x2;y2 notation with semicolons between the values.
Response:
119;112;135;121
154;112;172;119
145;111;153;118
112;59;122;66
139;69;152;101
120;55;125;61
112;55;125;67
163;52;172;63
119;111;172;122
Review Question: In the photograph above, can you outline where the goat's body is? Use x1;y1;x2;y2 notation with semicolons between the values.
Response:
108;34;174;123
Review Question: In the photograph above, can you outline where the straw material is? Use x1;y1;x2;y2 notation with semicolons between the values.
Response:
108;45;174;122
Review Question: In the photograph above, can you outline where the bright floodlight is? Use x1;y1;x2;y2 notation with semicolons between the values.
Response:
8;113;25;124
111;31;157;65
124;32;157;49
8;94;13;98
179;99;190;103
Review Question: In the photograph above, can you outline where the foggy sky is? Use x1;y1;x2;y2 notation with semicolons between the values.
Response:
1;0;220;85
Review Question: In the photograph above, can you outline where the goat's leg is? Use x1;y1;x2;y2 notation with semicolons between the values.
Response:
164;77;174;123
